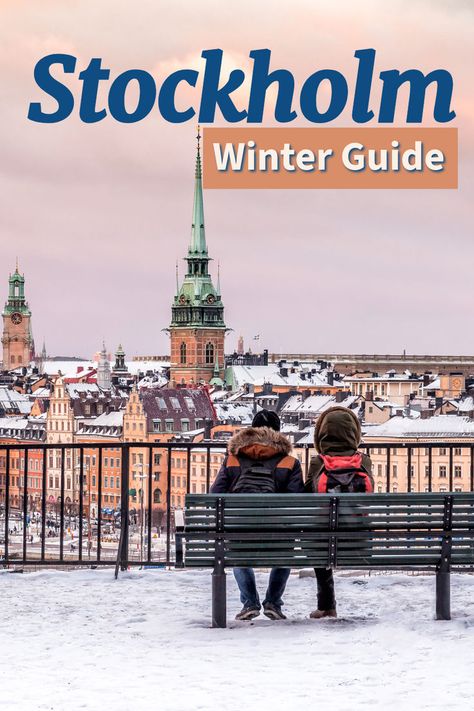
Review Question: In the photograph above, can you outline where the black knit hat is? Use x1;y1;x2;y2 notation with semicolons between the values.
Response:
252;409;281;432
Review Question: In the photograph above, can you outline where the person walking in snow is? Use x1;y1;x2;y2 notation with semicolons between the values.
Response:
211;409;304;621
305;406;374;619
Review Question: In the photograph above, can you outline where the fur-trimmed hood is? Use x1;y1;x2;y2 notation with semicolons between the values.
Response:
228;426;292;460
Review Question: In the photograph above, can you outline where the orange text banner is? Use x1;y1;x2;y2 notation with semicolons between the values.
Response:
202;127;457;189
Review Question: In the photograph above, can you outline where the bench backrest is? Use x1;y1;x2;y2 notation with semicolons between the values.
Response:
181;493;474;569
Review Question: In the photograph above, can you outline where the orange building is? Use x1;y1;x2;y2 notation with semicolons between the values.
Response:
0;445;44;512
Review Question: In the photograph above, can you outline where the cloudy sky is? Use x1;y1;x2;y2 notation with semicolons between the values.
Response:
0;0;472;359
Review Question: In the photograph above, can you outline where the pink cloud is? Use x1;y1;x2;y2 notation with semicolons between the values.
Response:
0;0;471;358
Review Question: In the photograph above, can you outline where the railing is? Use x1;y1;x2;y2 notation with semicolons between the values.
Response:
1;440;473;569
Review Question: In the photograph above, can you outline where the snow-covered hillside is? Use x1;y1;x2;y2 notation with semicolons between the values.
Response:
1;568;473;710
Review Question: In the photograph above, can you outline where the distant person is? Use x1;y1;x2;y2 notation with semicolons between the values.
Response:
305;406;374;619
211;409;304;621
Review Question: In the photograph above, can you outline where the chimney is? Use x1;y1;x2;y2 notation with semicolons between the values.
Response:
203;418;213;440
327;371;334;386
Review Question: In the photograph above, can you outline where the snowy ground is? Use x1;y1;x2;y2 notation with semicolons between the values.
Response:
1;568;473;711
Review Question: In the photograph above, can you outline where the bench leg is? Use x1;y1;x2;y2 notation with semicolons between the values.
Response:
212;571;227;628
436;568;451;620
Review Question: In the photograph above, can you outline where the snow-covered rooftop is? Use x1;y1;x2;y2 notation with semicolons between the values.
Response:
344;371;422;382
364;415;474;439
42;358;169;379
281;394;358;416
229;364;342;389
456;397;474;413
214;402;256;425
86;411;124;427
43;360;96;377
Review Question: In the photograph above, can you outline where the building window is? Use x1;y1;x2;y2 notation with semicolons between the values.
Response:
439;448;447;456
454;448;462;456
392;465;398;478
454;466;462;478
205;342;214;364
439;466;447;478
165;420;174;433
153;488;162;504
180;342;187;364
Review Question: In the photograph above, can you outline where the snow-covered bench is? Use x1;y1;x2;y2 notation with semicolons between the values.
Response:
176;493;474;628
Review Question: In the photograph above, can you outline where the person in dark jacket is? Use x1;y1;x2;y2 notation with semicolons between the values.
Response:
305;406;374;619
211;409;304;621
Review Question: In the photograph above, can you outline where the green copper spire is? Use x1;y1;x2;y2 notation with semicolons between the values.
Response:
3;262;31;316
189;126;207;257
170;130;225;331
209;354;225;387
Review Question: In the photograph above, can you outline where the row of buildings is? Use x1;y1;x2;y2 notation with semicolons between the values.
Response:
2;134;474;526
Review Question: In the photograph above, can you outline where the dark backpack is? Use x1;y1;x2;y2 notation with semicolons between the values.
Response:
230;456;280;493
317;453;373;494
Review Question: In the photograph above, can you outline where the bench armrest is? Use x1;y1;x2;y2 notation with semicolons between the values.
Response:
175;508;185;530
175;508;185;568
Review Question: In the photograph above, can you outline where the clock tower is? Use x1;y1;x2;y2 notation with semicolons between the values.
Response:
2;264;35;371
168;128;227;386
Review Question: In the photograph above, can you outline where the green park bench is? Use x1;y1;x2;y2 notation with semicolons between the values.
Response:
175;493;474;628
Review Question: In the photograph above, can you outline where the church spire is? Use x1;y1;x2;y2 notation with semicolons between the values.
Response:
189;125;207;256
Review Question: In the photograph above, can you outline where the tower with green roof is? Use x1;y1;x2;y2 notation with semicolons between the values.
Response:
2;262;35;370
168;128;227;386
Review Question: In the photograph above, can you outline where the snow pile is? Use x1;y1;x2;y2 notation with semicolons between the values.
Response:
1;568;473;711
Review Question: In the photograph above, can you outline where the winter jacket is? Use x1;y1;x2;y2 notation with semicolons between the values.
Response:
211;426;304;494
305;407;374;493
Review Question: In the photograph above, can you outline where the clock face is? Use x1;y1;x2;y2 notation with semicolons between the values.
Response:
179;294;187;305
206;294;216;304
11;312;22;325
